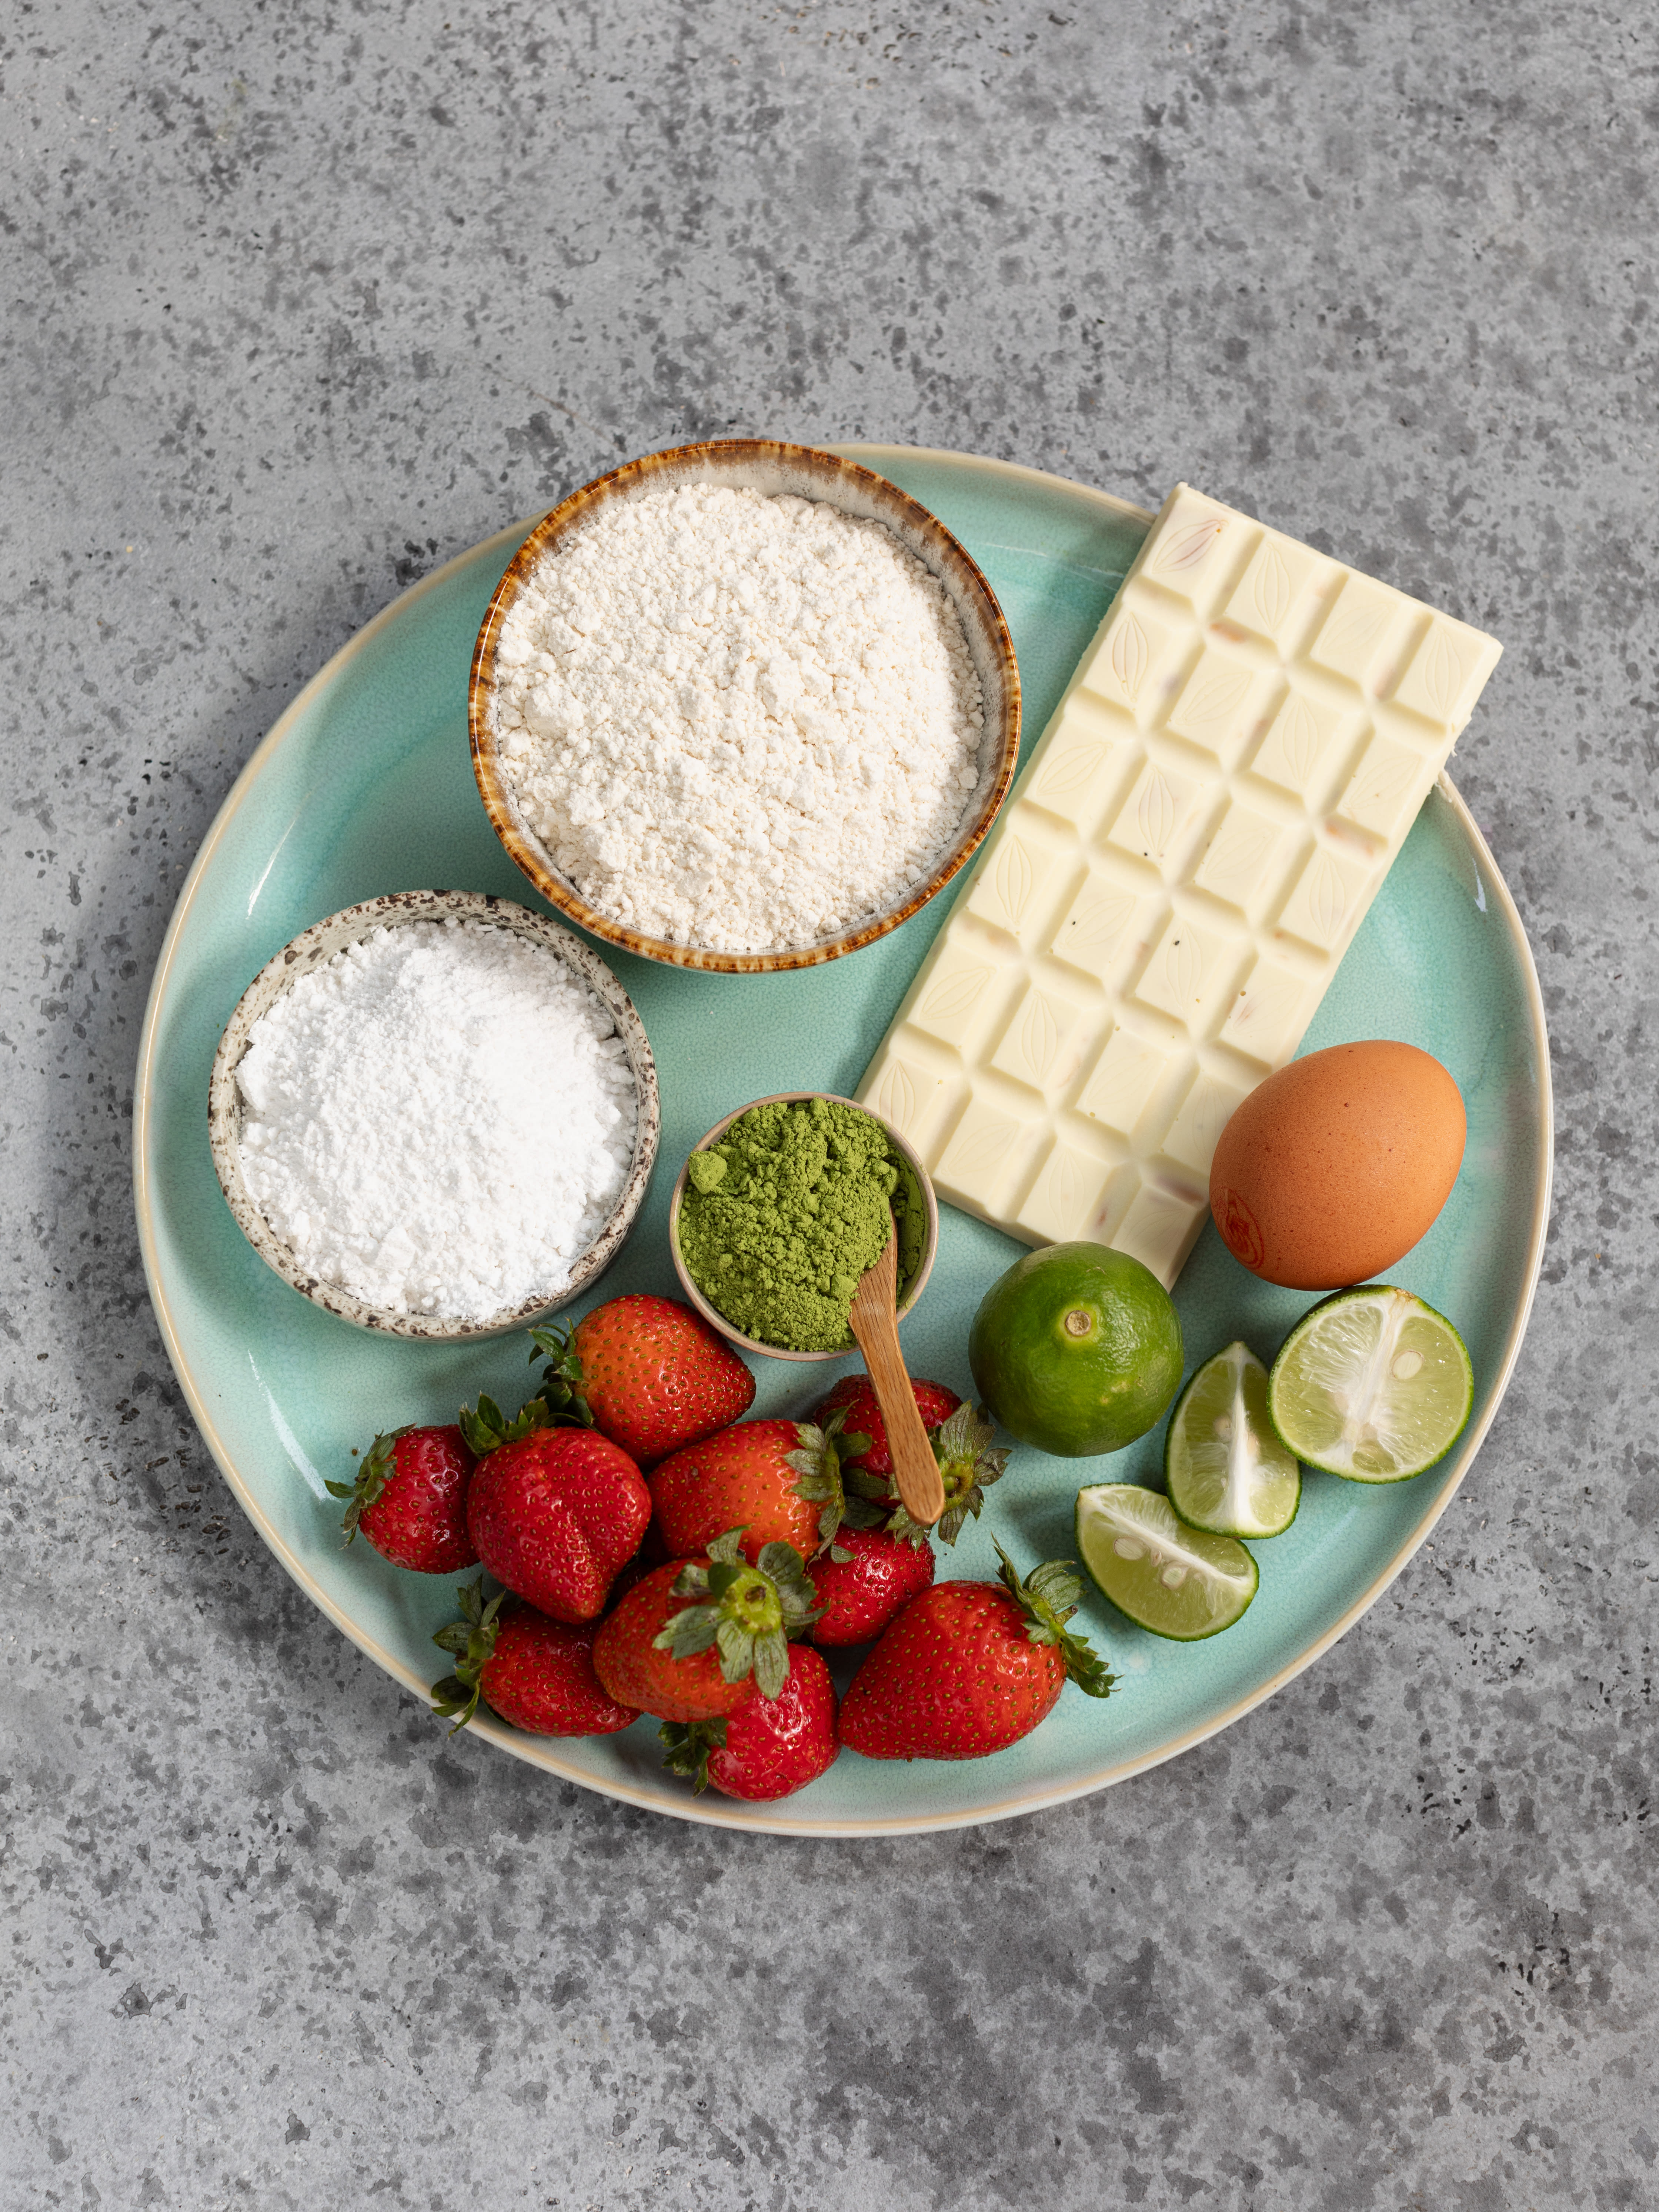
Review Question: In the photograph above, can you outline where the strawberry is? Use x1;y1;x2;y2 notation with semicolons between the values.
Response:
649;1419;822;1563
591;1529;821;1721
465;1426;650;1624
528;1294;755;1467
839;1542;1116;1761
814;1373;961;1477
810;1523;936;1646
429;1578;639;1736
660;1644;839;1800
814;1379;1010;1548
327;1424;478;1573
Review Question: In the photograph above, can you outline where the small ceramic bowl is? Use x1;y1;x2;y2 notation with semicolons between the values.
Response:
207;889;661;1340
468;437;1022;974
666;1091;939;1364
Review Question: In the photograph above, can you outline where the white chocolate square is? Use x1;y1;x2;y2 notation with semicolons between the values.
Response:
1164;647;1263;766
1015;1136;1116;1244
931;1093;1045;1219
908;938;1011;1054
1190;801;1292;920
1046;868;1149;987
1221;534;1324;649
989;979;1097;1097
964;818;1077;946
1074;1027;1178;1140
858;483;1500;1286
1244;686;1355;805
1392;613;1503;731
1162;1071;1254;1177
1101;761;1202;874
1219;958;1322;1069
1333;731;1435;846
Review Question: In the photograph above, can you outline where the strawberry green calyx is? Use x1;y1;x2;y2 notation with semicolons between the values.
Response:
785;1411;881;1560
654;1527;821;1700
883;1402;1010;1549
326;1426;408;1545
993;1540;1118;1700
526;1321;596;1429
658;1715;729;1792
430;1576;508;1731
458;1391;557;1457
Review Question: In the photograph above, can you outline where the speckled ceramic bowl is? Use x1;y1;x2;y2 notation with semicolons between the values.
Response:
666;1090;939;1363
468;437;1022;973
207;888;660;1339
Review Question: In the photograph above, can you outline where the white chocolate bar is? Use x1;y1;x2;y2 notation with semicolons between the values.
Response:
858;484;1501;1287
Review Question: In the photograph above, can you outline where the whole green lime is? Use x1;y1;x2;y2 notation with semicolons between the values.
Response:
969;1243;1184;1457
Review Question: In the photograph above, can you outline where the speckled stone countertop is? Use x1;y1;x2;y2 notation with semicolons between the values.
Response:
4;4;1654;2206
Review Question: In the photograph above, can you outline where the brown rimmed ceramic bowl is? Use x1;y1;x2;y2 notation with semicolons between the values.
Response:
468;438;1021;973
207;889;661;1339
665;1090;939;1363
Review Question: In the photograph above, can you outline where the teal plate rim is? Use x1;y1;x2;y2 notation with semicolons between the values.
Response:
132;447;1554;1836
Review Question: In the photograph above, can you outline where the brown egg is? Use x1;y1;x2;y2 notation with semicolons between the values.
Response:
1209;1040;1466;1290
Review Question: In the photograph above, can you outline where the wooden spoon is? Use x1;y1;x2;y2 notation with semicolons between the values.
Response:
847;1219;945;1528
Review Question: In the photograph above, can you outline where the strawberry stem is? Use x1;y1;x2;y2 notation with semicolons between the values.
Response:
654;1528;821;1700
325;1426;408;1546
430;1575;507;1731
526;1321;595;1429
993;1540;1117;1700
659;1716;729;1792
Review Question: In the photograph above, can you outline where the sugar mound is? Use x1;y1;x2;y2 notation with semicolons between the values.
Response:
235;919;637;1321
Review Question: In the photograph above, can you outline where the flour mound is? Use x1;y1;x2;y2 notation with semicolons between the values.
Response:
490;483;987;954
235;920;637;1321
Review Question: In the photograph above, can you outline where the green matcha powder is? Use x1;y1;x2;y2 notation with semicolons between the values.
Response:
677;1096;925;1352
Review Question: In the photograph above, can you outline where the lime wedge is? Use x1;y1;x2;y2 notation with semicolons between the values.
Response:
1075;1484;1259;1640
1165;1340;1301;1537
1267;1286;1473;1482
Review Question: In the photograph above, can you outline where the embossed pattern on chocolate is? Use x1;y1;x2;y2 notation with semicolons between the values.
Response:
857;484;1502;1287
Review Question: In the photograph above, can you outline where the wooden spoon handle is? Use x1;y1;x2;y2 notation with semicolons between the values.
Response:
848;1229;945;1528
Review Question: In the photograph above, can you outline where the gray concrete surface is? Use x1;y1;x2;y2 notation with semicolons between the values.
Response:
4;2;1655;2205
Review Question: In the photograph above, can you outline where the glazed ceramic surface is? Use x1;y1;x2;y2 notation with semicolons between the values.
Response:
134;448;1552;1835
470;439;1022;972
207;888;661;1339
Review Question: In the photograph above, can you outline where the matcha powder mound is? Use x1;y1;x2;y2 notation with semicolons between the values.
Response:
677;1096;925;1351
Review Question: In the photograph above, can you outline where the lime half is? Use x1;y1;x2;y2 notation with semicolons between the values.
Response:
1165;1341;1301;1538
1075;1484;1258;1641
1268;1286;1473;1482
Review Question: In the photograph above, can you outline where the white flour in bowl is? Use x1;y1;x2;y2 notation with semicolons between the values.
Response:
234;920;637;1321
489;482;986;954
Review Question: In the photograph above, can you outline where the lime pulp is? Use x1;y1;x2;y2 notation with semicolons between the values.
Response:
1075;1483;1258;1641
1267;1286;1473;1482
1165;1340;1301;1538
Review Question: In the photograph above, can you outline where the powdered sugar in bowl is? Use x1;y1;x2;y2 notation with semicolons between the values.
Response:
207;890;660;1339
470;439;1021;974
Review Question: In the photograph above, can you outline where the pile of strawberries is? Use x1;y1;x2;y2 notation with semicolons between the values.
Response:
333;1294;1115;1802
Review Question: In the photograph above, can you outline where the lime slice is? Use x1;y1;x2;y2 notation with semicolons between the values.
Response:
1074;1484;1259;1640
1165;1341;1301;1537
1267;1286;1473;1482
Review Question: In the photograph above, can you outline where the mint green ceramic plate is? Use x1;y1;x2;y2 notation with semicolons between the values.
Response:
133;448;1552;1835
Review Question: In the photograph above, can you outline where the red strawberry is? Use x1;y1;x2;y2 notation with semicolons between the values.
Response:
839;1543;1116;1761
810;1523;936;1646
465;1428;649;1624
591;1530;821;1721
814;1374;961;1478
649;1419;821;1563
327;1424;478;1573
529;1295;755;1467
660;1645;839;1800
429;1579;639;1736
813;1380;1010;1549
